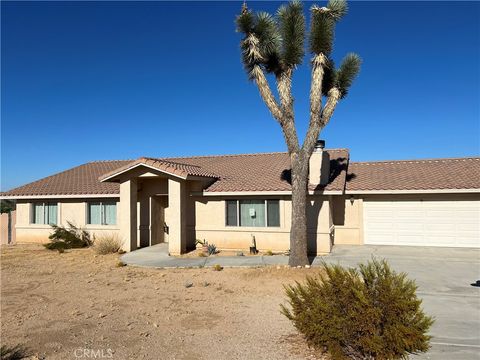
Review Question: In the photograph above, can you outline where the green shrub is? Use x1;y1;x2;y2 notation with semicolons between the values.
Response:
1;344;28;360
213;264;223;271
44;222;93;250
281;259;433;360
265;250;274;256
94;233;124;255
207;244;218;255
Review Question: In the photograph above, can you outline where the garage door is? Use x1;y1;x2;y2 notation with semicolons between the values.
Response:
363;200;480;247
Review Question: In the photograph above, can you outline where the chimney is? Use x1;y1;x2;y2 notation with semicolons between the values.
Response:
309;139;330;186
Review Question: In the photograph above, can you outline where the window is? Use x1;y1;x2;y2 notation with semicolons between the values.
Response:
32;202;58;225
225;200;280;227
87;201;116;225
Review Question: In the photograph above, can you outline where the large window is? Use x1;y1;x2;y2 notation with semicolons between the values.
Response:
225;200;280;227
32;202;58;225
87;202;117;225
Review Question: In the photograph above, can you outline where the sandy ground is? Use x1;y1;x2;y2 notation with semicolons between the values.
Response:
1;244;327;360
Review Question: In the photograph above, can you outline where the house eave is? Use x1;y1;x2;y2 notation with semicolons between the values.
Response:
191;190;344;197
345;188;480;195
0;194;120;200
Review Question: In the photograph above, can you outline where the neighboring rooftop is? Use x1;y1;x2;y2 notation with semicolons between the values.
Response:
1;152;479;198
346;157;480;192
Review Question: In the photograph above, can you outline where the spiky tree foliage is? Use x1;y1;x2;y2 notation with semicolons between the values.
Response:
281;259;434;359
236;0;361;266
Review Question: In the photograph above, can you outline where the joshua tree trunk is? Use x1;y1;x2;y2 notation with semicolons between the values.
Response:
289;152;310;266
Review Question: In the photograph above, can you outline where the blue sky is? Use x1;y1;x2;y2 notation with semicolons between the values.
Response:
1;1;479;191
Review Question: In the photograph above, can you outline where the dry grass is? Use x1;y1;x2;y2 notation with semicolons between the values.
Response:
1;244;327;360
93;233;124;255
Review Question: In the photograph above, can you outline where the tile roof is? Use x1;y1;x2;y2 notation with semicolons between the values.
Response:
99;157;219;181
1;161;131;197
1;150;348;197
164;149;349;193
2;152;478;198
346;157;480;192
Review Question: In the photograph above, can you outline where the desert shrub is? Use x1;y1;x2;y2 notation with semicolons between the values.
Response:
44;222;93;250
207;244;218;255
213;264;223;271
265;250;274;256
94;233;124;255
116;261;126;267
0;344;29;360
281;259;433;360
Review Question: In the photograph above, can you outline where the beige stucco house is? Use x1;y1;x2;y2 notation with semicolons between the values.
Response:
2;141;479;254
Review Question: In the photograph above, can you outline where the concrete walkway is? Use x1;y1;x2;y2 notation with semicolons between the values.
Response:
121;243;295;268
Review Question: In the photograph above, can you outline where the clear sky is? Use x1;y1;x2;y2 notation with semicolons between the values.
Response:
1;1;479;191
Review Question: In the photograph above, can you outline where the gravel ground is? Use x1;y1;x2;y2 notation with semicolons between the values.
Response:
1;244;327;360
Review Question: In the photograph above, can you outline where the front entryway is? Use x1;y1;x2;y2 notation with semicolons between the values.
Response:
150;195;168;246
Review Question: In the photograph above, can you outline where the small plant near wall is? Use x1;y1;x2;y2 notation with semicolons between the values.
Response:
44;222;93;250
281;259;433;360
195;239;209;253
94;233;124;255
265;250;274;256
207;244;218;256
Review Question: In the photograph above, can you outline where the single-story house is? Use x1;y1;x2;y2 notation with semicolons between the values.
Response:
2;141;479;254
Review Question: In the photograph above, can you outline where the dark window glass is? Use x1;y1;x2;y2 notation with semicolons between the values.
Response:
226;200;237;226
267;200;280;227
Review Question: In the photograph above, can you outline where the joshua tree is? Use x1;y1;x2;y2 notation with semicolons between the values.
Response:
236;0;361;266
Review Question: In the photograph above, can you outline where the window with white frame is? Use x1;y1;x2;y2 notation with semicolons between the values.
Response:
225;200;280;227
31;202;58;225
87;201;117;225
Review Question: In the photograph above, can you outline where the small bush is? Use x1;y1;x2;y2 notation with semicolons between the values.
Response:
1;344;29;360
94;233;124;255
213;264;223;271
207;244;218;255
44;222;93;250
265;250;274;256
116;261;126;268
281;259;433;360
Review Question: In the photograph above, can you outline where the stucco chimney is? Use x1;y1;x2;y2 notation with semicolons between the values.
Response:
309;140;330;186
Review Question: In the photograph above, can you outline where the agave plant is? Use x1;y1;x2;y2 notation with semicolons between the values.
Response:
207;244;218;256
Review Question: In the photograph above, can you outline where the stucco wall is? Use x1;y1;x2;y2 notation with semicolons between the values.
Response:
332;196;363;245
15;199;120;244
193;195;332;254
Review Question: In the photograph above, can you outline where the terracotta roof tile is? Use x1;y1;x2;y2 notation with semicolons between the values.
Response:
5;152;476;198
2;150;348;197
98;157;218;181
1;161;130;197
346;157;480;192
163;150;349;193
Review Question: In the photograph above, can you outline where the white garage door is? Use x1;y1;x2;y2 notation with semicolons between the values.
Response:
363;200;480;247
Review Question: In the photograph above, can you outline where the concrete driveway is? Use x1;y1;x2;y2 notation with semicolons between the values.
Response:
325;245;480;360
122;244;479;358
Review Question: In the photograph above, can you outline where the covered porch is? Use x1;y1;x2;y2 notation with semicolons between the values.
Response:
99;157;217;255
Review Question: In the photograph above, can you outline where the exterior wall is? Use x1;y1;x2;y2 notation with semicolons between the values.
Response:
15;199;120;244
1;211;16;245
332;196;363;245
193;195;332;255
334;193;480;246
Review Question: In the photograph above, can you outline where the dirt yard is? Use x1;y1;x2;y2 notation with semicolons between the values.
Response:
1;244;326;360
